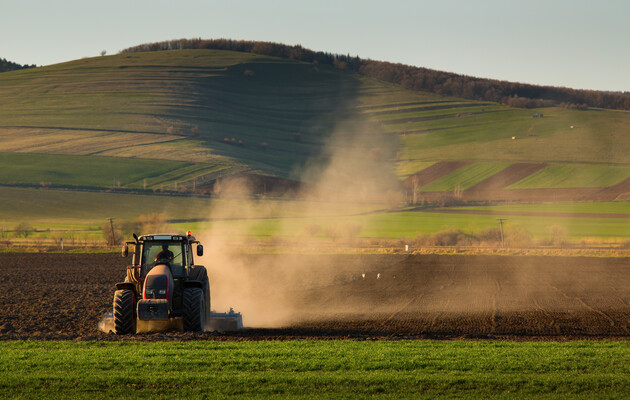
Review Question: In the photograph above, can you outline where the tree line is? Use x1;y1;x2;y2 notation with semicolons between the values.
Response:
121;39;630;111
0;57;36;73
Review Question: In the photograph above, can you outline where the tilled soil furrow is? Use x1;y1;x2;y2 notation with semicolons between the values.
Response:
1;253;630;340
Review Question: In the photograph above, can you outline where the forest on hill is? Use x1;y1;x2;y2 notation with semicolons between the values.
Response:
0;57;36;73
122;39;630;111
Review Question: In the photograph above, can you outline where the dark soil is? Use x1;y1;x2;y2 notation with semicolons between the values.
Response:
1;253;629;341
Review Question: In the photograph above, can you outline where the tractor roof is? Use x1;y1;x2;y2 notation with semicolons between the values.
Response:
138;233;197;242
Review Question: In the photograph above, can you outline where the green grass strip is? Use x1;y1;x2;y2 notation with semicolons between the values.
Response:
509;164;630;189
454;201;630;215
0;152;224;189
1;340;629;399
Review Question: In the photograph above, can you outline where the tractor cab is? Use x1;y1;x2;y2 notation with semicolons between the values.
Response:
122;232;204;280
140;237;188;278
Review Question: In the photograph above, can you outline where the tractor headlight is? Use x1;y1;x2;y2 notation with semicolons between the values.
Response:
158;289;167;296
145;289;154;296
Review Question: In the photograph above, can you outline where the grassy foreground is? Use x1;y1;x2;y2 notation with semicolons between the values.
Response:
1;341;629;399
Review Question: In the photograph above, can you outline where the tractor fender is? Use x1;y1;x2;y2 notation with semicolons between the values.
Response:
187;265;208;282
116;282;137;294
183;281;203;289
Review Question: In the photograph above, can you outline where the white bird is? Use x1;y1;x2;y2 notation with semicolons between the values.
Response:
377;273;381;280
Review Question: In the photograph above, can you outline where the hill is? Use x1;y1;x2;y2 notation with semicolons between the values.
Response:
0;49;381;191
1;46;630;204
123;39;630;111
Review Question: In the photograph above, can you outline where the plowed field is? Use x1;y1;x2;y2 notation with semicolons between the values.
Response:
1;253;629;341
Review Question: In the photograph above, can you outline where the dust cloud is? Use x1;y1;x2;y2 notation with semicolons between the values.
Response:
197;120;401;327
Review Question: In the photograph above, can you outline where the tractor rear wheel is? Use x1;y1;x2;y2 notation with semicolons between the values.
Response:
182;287;206;332
113;289;136;334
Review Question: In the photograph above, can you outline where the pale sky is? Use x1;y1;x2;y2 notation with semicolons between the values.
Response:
1;0;629;92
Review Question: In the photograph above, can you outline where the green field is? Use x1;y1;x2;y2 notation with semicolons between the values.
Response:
0;186;384;235
0;152;229;189
508;164;630;189
1;340;629;399
2;186;630;242
419;162;511;192
454;201;630;215
180;206;630;241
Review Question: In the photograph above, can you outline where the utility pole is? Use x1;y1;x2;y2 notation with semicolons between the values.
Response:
496;218;506;248
107;217;115;247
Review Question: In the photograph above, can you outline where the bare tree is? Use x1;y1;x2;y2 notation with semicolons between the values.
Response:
14;222;34;238
101;220;122;246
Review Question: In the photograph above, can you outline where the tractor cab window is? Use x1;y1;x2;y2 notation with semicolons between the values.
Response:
141;242;185;276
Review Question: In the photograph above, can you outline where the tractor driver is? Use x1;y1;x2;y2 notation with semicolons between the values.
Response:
155;244;174;262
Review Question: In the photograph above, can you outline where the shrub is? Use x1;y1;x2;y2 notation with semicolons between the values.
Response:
13;222;34;238
339;221;362;239
323;224;341;242
427;228;470;246
323;222;361;242
302;223;322;237
477;227;502;243
101;222;123;246
546;225;569;247
137;213;169;233
504;224;533;248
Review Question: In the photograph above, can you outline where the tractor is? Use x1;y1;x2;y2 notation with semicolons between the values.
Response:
108;232;241;334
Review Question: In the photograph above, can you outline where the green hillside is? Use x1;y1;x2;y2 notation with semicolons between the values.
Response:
0;49;372;186
2;48;630;194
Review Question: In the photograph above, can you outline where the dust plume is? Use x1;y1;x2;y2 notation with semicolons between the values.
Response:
197;120;401;328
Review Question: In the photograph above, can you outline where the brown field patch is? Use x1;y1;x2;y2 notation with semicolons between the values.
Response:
403;161;471;189
466;163;547;193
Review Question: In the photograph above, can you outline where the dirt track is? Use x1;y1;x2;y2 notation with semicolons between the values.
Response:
1;253;629;341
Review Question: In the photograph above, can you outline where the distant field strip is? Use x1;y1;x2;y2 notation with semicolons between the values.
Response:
508;164;630;189
420;162;512;192
429;208;630;219
451;201;630;215
364;102;495;116
1;183;629;239
396;160;436;178
0;152;227;189
133;164;229;188
0;186;383;226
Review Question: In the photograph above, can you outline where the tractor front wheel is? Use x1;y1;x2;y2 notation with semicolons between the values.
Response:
113;289;136;334
182;287;206;332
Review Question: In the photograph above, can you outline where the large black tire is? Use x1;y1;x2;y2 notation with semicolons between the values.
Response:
113;289;136;334
182;287;206;332
203;278;211;322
